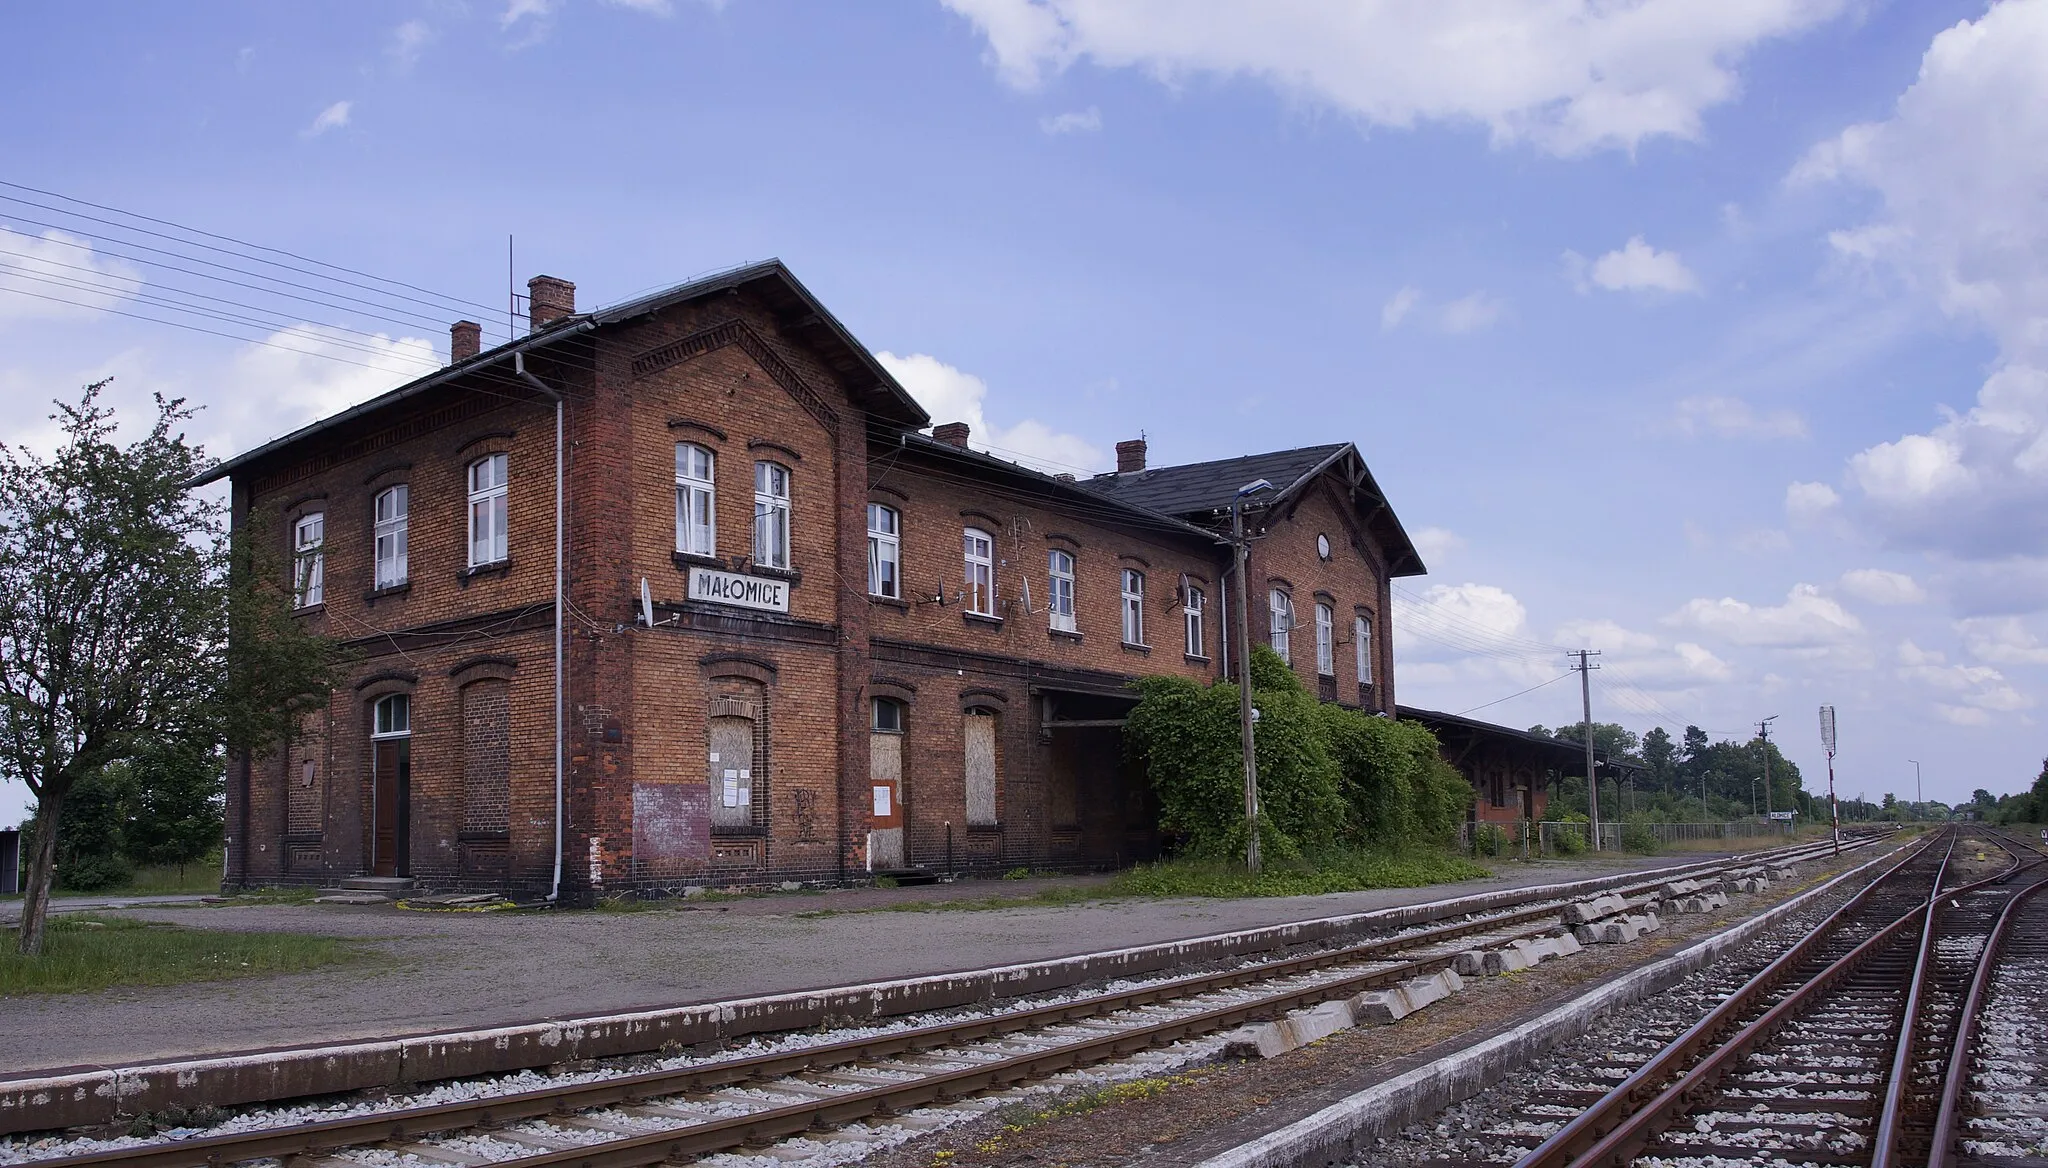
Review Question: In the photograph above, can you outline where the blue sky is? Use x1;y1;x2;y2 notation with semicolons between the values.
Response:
5;0;2046;827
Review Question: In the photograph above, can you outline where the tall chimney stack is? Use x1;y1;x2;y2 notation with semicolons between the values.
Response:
527;275;576;331
1116;437;1148;474
933;422;971;448
450;320;482;363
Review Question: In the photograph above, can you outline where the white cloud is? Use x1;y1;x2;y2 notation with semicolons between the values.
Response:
876;351;1105;475
204;325;439;456
1039;107;1102;134
1896;640;2031;715
303;101;352;138
1956;615;2048;664
1838;568;1926;606
388;20;434;69
1673;394;1805;439
1438;292;1504;335
1581;236;1701;294
1398;582;1529;642
1785;480;1840;523
1674;641;1733;682
1380;286;1420;332
1937;704;1992;726
1412;525;1463;567
0;226;144;321
1666;582;1863;647
940;0;1849;156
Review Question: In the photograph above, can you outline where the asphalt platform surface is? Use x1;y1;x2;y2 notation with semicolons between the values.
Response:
5;853;1714;1071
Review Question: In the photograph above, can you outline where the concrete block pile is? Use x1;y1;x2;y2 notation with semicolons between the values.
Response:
1220;968;1470;1057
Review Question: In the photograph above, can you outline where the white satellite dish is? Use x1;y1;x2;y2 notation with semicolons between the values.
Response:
640;577;654;628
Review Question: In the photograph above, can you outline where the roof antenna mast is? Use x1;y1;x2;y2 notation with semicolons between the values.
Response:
507;234;515;343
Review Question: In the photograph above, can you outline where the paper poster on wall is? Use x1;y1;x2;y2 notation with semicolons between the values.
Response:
872;785;891;817
709;752;719;763
722;770;739;808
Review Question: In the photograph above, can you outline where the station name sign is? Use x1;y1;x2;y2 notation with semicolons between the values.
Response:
688;566;790;613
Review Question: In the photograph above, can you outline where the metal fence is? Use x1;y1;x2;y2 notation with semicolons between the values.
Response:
1457;818;1794;860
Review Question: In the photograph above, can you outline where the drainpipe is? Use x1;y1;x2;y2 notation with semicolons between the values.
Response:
514;350;567;903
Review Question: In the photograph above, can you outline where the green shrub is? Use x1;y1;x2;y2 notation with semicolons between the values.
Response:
1474;823;1509;858
1551;814;1588;856
1621;816;1662;854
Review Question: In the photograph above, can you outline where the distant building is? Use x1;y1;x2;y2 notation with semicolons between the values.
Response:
197;261;1435;899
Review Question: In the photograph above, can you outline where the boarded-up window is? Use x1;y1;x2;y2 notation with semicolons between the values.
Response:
964;710;997;826
709;711;757;831
462;681;511;833
286;709;327;837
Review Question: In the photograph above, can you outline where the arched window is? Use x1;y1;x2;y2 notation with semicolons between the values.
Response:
1355;613;1373;685
675;443;716;556
963;527;994;615
1268;588;1293;660
373;485;408;588
292;512;325;608
1315;601;1335;676
872;697;904;733
372;693;410;738
753;461;791;569
1047;549;1075;632
467;454;509;567
1121;569;1146;646
867;504;900;598
1183;582;1205;658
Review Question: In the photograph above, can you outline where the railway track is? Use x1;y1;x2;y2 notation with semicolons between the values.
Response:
9;837;1870;1168
1376;826;2048;1168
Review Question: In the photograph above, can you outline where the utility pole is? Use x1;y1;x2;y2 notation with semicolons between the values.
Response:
1569;649;1602;850
1820;706;1839;855
1757;715;1779;830
1231;479;1272;874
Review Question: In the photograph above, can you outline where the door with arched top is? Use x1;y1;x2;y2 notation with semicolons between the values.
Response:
869;698;905;869
370;694;411;877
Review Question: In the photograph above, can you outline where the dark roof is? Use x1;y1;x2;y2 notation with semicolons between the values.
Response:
1398;705;1604;778
1079;443;1426;577
191;259;928;488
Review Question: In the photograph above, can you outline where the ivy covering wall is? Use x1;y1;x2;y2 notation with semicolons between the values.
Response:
1124;645;1471;861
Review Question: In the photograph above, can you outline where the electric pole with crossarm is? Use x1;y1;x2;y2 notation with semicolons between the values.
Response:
1569;649;1602;850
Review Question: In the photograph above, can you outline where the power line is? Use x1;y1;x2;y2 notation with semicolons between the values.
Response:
1455;671;1572;716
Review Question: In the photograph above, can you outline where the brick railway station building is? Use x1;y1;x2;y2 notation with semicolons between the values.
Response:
200;261;1572;899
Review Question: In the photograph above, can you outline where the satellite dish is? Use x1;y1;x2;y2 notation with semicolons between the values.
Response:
640;577;654;628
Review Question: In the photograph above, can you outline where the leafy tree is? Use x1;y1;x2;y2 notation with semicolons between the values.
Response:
0;384;333;956
1641;726;1677;791
120;739;225;870
1680;725;1711;763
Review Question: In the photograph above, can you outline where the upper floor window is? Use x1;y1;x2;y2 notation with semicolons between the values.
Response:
1121;569;1146;646
963;527;995;616
753;461;790;570
1047;549;1076;633
1183;581;1205;658
867;503;900;599
1355;613;1373;684
292;512;325;608
872;697;904;733
467;453;509;568
1269;588;1293;660
675;443;716;557
372;692;410;738
373;485;408;589
1315;601;1335;676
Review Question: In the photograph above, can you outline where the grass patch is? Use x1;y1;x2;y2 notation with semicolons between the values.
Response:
1;914;365;995
1109;848;1488;899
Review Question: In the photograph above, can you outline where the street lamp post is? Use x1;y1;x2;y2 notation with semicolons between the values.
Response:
1230;479;1273;874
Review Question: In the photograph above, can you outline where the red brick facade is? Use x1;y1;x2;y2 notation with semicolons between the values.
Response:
211;262;1428;899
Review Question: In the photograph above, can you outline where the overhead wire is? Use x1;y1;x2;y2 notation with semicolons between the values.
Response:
1455;671;1573;716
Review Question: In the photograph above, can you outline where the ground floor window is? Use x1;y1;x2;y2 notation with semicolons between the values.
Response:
964;709;998;826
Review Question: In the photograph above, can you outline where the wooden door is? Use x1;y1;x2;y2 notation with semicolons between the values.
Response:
869;731;903;869
372;739;409;876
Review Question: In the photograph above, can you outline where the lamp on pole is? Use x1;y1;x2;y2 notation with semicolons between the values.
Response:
1230;478;1273;874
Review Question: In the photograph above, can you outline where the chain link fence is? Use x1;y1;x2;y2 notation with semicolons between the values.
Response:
1458;818;1794;859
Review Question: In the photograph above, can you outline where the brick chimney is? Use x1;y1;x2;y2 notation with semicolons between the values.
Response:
933;422;971;448
450;320;481;362
528;275;576;331
1116;437;1148;474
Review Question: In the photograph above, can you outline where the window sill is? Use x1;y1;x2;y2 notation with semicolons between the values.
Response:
963;612;1003;628
364;582;411;605
1183;653;1211;665
459;559;512;587
1049;627;1082;642
869;595;910;612
292;602;326;617
1121;641;1151;655
457;829;510;843
965;822;1003;835
710;825;770;838
752;563;802;584
673;551;725;571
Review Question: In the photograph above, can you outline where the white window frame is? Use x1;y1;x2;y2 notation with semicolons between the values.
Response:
753;461;791;570
372;693;410;738
467;453;509;568
1183;581;1205;658
373;484;409;589
963;527;995;616
675;443;716;557
866;503;900;599
293;512;325;608
1315;601;1335;677
1355;613;1373;685
1121;569;1145;646
1269;588;1292;660
1047;549;1076;632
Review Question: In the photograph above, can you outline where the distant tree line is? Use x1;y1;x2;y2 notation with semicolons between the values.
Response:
1528;722;1812;823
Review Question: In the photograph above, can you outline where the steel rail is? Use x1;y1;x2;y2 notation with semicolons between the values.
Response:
1926;861;2048;1168
1871;837;1963;1168
1512;830;1945;1168
30;836;1875;1168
